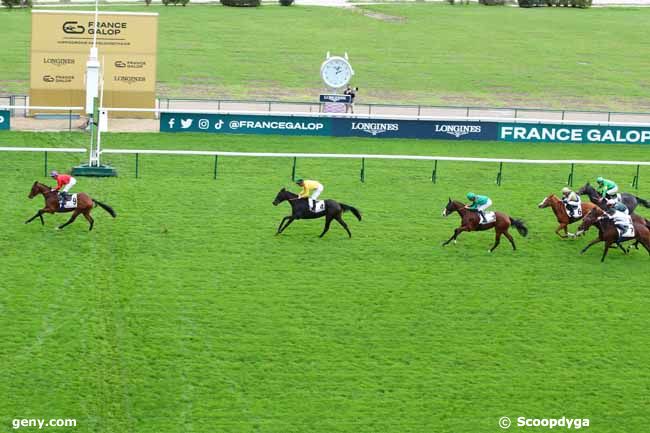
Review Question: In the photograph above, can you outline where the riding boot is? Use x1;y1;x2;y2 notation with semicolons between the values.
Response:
479;210;485;224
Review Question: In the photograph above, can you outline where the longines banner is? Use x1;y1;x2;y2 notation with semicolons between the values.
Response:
30;10;158;118
160;113;498;140
161;114;650;145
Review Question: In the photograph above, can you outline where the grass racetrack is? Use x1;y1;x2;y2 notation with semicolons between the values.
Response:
1;131;649;432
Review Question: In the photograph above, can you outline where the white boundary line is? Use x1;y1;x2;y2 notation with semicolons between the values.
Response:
0;147;87;153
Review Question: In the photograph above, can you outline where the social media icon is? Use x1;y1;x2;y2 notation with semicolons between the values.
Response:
180;119;193;129
198;119;209;130
168;118;175;129
214;120;224;130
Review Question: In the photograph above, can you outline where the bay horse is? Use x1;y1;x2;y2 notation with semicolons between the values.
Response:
442;198;528;252
537;194;598;238
26;181;116;231
577;182;650;213
577;207;650;262
272;188;361;238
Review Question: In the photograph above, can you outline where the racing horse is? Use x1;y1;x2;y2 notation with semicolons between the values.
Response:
537;194;598;238
26;181;116;231
272;188;361;238
442;198;528;252
577;182;650;213
577;207;650;262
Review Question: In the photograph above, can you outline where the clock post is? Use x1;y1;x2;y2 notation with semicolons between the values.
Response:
319;52;354;113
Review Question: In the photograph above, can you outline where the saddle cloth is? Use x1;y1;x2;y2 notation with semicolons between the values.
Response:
480;211;496;225
565;204;582;218
606;194;622;205
308;198;326;213
60;194;78;209
618;225;635;239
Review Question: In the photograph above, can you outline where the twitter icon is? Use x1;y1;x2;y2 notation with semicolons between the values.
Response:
180;118;193;129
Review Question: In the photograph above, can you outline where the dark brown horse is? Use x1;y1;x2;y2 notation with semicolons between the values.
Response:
26;181;116;231
538;194;598;238
577;207;650;262
577;182;650;213
272;188;361;238
442;199;528;252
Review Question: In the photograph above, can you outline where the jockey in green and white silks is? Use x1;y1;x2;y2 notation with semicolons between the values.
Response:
605;201;632;242
596;177;618;205
561;187;581;218
466;192;492;223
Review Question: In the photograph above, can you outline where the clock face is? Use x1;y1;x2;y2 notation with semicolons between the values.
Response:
321;57;353;89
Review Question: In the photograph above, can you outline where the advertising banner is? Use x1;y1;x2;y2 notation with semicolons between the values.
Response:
30;10;158;118
0;110;9;130
161;113;333;136
161;113;499;140
498;123;650;145
319;94;351;103
333;119;497;140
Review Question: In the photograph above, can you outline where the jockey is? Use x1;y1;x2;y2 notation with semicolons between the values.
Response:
604;201;632;243
296;179;324;211
465;192;492;223
561;187;581;218
50;170;77;204
596;177;618;205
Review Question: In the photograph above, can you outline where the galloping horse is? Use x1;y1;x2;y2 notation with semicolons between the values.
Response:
272;188;361;238
577;182;650;213
26;181;116;231
442;199;528;252
577;207;650;262
538;194;598;238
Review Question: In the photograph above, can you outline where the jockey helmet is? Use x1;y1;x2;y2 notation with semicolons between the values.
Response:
596;176;604;184
466;192;476;200
295;178;304;185
50;170;59;178
561;187;571;195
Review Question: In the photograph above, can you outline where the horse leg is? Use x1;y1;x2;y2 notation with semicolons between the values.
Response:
580;238;602;255
556;224;567;239
278;217;295;234
25;210;44;225
319;216;333;238
601;242;611;262
58;211;80;230
489;232;502;253
83;211;94;231
504;231;516;250
442;227;466;246
335;215;352;238
276;216;291;234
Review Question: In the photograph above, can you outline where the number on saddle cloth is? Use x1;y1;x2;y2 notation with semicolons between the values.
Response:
59;193;78;210
308;198;326;213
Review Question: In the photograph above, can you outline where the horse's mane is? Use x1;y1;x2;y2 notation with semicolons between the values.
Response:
282;188;298;198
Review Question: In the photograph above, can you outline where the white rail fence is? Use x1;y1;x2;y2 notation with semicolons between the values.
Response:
2;146;645;188
101;148;648;188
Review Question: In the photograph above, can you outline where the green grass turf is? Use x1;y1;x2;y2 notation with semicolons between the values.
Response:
1;5;650;109
1;131;650;433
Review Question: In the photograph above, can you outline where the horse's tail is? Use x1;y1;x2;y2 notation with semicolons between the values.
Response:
93;199;117;218
635;196;650;208
340;203;362;221
511;218;528;237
